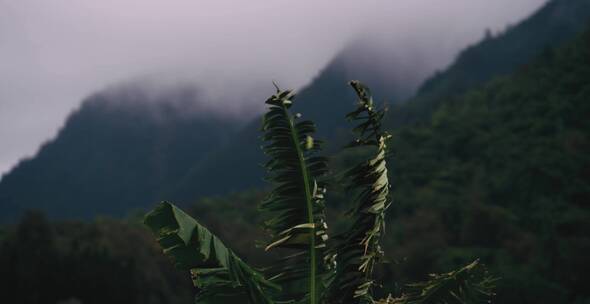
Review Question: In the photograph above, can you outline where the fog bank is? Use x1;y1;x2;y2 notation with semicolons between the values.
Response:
0;0;548;175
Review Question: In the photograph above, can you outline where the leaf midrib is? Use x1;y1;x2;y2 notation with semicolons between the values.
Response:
281;105;317;304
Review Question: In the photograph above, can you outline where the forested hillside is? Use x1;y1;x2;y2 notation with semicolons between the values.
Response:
0;211;194;304
384;27;590;303
390;0;590;126
0;38;416;221
2;1;589;304
1;0;587;221
10;24;581;303
1;6;589;304
172;26;590;304
172;0;590;204
0;85;242;221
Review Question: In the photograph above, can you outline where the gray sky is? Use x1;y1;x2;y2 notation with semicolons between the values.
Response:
0;0;547;176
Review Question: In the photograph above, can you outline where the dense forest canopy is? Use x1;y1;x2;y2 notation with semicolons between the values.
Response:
385;28;590;303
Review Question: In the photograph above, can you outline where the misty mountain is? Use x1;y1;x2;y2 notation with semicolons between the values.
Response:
1;0;589;222
390;0;590;126
385;26;590;303
1;34;418;221
0;84;242;221
169;44;415;203
170;24;590;304
171;0;590;205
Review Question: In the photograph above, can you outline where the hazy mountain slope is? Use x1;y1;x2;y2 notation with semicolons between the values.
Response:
390;0;590;126
177;27;590;304
170;47;412;203
385;27;590;304
0;85;241;221
0;39;415;220
172;0;590;204
3;0;588;221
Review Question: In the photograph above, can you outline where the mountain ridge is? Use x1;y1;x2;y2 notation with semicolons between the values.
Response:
389;0;590;126
2;0;589;221
171;0;590;205
0;84;242;222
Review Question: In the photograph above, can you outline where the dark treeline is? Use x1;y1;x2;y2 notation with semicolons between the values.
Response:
0;211;194;304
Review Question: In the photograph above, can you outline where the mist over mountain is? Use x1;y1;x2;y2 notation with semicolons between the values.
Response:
169;38;453;203
2;1;590;303
0;0;547;176
0;83;242;221
0;21;457;220
337;35;443;101
172;0;590;205
0;0;586;222
390;0;590;125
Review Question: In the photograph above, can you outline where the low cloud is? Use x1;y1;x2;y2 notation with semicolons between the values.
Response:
0;0;547;175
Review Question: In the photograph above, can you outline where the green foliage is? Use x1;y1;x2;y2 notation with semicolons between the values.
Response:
390;260;496;304
144;202;278;304
144;82;493;304
1;2;587;303
384;28;590;303
259;87;330;303
326;81;392;303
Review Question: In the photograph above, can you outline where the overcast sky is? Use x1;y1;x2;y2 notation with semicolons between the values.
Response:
0;0;548;176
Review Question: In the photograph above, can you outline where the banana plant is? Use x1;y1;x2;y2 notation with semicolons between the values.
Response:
259;86;330;303
324;81;392;304
144;81;495;304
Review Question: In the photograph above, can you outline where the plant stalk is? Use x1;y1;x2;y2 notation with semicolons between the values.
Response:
282;105;317;304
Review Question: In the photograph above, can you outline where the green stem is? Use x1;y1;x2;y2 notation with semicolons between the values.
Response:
282;106;317;304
